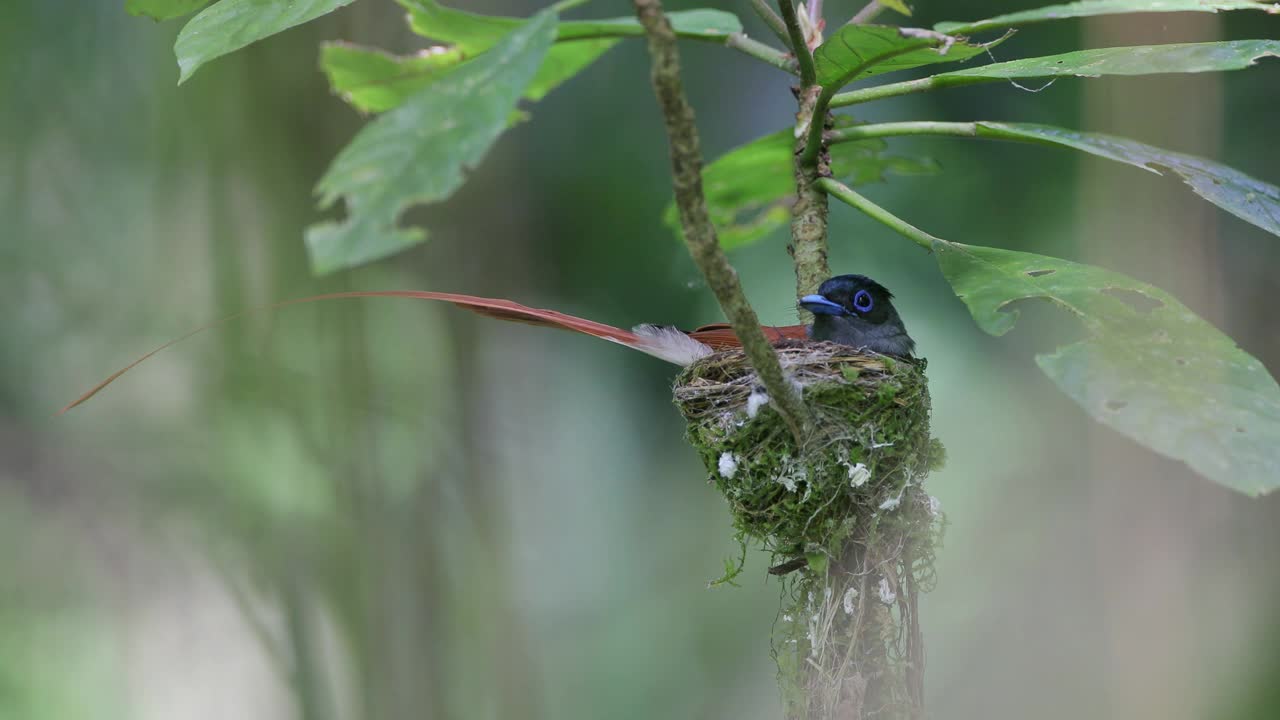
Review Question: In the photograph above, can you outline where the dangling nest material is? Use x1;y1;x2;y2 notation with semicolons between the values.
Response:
673;342;945;720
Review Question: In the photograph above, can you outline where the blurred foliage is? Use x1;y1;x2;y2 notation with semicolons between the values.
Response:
1;1;1279;720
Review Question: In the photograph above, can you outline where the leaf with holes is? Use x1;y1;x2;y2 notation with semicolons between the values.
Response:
175;0;356;83
933;240;1280;495
937;0;1277;34
813;25;997;88
305;10;557;274
930;41;1280;87
666;129;938;249
973;122;1280;238
126;0;213;21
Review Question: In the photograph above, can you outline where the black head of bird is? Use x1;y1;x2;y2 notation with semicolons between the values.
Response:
799;274;915;357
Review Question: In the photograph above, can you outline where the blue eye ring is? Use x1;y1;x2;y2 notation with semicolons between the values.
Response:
853;289;874;313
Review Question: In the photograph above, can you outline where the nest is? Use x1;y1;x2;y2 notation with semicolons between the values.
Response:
672;342;945;719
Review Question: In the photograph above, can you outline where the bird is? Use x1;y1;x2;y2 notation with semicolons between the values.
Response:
59;274;913;413
800;274;916;358
458;272;913;363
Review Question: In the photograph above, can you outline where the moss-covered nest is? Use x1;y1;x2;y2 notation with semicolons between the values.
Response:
674;341;943;565
673;341;945;719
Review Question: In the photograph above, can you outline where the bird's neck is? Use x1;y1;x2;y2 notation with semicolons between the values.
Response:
808;313;914;357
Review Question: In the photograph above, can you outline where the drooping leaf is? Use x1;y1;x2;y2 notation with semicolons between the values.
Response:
932;240;1280;495
972;122;1280;238
813;25;997;88
938;0;1277;34
667;129;938;249
320;43;464;113
125;0;213;21
305;10;557;274
931;40;1280;86
175;0;355;83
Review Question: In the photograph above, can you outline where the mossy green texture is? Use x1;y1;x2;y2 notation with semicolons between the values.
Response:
673;343;943;719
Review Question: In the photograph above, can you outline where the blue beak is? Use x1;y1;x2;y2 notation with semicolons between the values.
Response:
799;294;846;316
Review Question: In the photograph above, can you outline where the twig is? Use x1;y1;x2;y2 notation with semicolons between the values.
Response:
826;120;977;143
850;0;886;25
808;0;824;25
816;177;940;251
777;0;817;85
750;0;794;49
726;33;800;74
830;76;937;107
632;0;813;439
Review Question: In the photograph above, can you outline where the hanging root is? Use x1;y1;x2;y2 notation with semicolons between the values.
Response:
673;342;945;719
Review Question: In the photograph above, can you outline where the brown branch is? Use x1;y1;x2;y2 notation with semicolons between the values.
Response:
631;0;812;439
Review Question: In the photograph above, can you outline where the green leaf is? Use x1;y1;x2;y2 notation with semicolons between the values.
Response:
555;9;743;40
813;25;996;88
393;2;737;106
876;0;913;16
320;38;613;112
320;43;464;114
401;1;741;47
933;40;1280;85
523;39;618;101
125;0;213;21
668;128;938;249
175;0;355;83
973;122;1280;238
933;241;1280;495
938;0;1277;34
305;10;558;274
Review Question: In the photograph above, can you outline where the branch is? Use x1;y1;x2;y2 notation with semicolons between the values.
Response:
750;0;794;49
849;0;886;25
830;76;937;107
777;0;817;85
632;0;813;438
816;177;939;251
725;33;800;74
826;120;976;143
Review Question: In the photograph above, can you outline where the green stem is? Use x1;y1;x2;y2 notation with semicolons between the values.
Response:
777;0;817;85
799;42;945;168
750;0;794;49
816;177;940;251
554;27;798;75
829;73;990;107
725;33;800;74
826;120;977;143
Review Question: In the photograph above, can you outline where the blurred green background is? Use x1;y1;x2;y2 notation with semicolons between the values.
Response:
3;2;1279;718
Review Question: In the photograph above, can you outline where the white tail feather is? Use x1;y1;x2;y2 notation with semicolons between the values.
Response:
627;324;714;366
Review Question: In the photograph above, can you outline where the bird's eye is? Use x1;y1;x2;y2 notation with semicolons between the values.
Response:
853;289;873;313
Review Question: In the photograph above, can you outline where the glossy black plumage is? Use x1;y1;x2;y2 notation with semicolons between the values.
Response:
799;274;915;357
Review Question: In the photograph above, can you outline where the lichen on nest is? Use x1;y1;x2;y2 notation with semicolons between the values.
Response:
673;341;946;719
673;341;943;568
